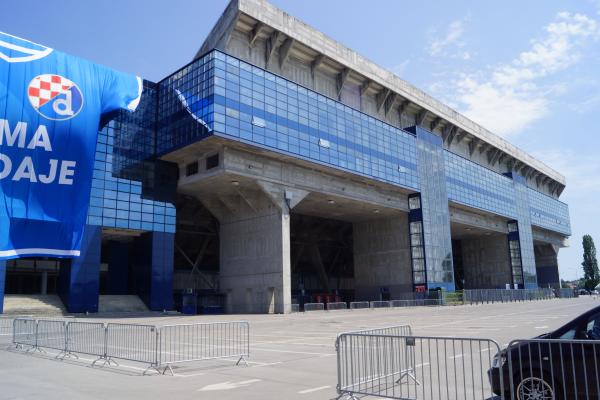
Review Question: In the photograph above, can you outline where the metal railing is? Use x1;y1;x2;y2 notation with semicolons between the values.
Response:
370;301;391;309
498;338;600;400
556;288;576;298
349;301;370;310
348;324;412;337
158;321;249;374
304;302;325;311
463;288;554;304
291;304;300;313
327;302;348;311
10;317;250;375
336;332;501;400
390;299;441;308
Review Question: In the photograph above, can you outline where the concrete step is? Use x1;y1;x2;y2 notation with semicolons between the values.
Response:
3;295;67;316
98;295;149;313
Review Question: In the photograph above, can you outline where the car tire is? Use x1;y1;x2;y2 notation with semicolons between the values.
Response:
514;374;559;400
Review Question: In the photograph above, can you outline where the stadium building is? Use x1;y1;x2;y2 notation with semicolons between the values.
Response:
0;0;570;314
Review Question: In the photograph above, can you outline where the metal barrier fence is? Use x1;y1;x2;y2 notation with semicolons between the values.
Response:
370;301;391;309
348;324;412;337
11;317;250;374
463;288;554;304
498;338;600;400
105;323;158;366
304;302;325;311
158;322;249;374
291;304;300;313
336;333;501;400
556;288;576;298
390;299;441;308
349;301;370;310
327;302;348;311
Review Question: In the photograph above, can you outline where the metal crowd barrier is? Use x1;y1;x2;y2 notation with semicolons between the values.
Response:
464;288;554;304
336;332;501;400
556;288;576;298
158;321;249;375
348;324;412;337
327;302;348;311
370;301;391;309
390;299;441;308
500;338;600;399
291;304;300;313
11;317;250;375
349;301;370;310
304;302;325;311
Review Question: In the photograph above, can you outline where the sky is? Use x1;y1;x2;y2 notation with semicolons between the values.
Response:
2;0;599;281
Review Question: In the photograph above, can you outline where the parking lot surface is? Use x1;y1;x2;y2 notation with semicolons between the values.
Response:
0;297;597;400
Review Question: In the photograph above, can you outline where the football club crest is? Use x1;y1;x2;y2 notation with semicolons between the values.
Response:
27;74;84;120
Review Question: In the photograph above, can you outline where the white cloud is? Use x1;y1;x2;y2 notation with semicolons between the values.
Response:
450;12;598;136
390;59;410;76
428;18;468;57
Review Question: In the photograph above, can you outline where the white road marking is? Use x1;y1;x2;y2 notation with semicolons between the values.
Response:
298;385;331;394
535;326;549;329
253;348;336;356
198;379;261;391
449;354;464;360
415;362;430;368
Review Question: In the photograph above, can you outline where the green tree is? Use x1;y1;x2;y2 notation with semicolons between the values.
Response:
582;235;600;291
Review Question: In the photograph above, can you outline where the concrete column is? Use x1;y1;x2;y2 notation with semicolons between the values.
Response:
58;225;102;313
461;235;511;289
353;214;412;300
41;271;48;295
204;182;307;314
133;232;174;311
535;244;560;289
108;241;129;295
0;261;5;314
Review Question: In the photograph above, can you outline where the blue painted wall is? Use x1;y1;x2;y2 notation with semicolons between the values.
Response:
0;261;5;314
133;231;174;311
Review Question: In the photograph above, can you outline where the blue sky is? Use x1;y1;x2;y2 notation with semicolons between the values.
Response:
2;0;599;280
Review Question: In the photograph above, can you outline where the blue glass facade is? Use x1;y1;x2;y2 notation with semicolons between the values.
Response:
91;49;569;293
410;127;454;291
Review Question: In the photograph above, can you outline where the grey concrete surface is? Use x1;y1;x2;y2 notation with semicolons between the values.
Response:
1;297;598;400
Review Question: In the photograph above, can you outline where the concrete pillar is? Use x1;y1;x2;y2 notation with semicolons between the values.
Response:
133;232;174;311
58;225;102;313
535;244;560;288
204;182;307;314
107;241;129;295
461;235;511;289
353;214;412;300
41;271;48;295
0;261;5;314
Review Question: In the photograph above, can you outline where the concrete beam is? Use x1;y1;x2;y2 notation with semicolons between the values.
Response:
384;93;397;116
265;30;282;67
336;67;351;98
430;117;442;132
446;126;458;146
311;54;326;79
376;89;391;113
359;80;372;96
442;124;453;143
396;100;410;121
454;130;467;145
415;108;428;126
468;137;480;156
278;37;295;68
249;22;266;47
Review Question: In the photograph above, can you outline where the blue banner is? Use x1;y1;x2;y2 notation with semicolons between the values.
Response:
0;31;142;259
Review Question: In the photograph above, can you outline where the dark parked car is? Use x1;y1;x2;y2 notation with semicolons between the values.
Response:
488;305;600;400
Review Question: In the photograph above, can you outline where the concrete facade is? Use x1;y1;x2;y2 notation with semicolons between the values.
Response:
353;215;412;300
461;235;512;289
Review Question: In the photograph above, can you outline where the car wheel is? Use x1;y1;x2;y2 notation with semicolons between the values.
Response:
516;376;555;400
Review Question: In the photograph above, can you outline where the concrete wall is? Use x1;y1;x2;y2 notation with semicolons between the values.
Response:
353;214;412;300
461;235;512;289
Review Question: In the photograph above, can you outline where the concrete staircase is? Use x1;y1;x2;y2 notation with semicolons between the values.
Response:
98;295;149;313
2;295;67;315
